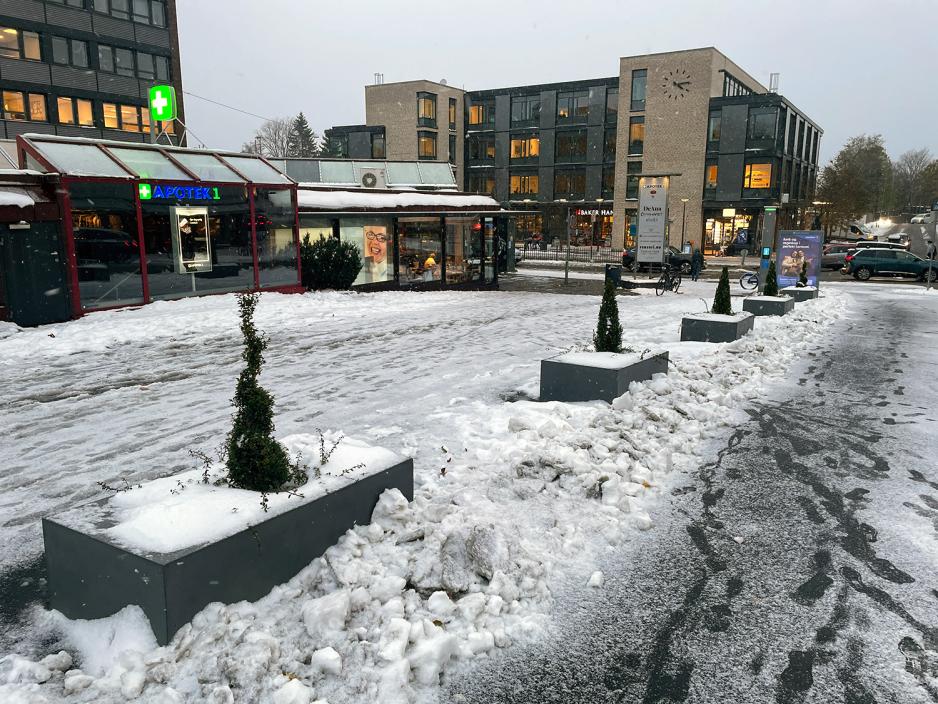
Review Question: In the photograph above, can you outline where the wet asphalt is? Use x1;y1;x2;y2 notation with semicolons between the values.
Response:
447;285;938;703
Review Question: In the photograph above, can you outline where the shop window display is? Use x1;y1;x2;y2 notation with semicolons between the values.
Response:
69;182;144;310
339;218;394;286
255;189;300;288
398;218;442;285
445;217;481;284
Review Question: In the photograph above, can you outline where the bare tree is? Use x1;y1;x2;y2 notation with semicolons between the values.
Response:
894;148;934;210
240;117;295;158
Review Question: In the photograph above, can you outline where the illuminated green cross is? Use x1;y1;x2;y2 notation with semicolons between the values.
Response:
148;85;177;122
138;183;152;200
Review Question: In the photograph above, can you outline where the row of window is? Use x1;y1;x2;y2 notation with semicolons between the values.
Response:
466;120;644;164
416;132;457;164
468;162;639;200
468;86;624;128
48;0;168;28
0;25;172;81
707;106;819;164
416;93;459;131
1;89;174;133
703;160;815;200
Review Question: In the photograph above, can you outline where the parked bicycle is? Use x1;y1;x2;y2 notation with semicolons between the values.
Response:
739;271;759;290
655;264;682;296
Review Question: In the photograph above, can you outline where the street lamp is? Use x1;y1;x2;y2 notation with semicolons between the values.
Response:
680;198;689;254
557;199;570;284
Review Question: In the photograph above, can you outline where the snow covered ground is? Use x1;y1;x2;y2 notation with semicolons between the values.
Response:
0;284;847;703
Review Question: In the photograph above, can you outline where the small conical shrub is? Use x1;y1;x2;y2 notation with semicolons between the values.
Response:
712;266;733;315
763;260;779;296
301;235;363;290
798;260;809;287
593;278;623;353
226;293;291;492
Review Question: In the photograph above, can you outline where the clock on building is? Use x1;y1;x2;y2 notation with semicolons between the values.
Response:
661;68;692;100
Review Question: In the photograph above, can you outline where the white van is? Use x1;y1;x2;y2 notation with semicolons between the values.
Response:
911;212;935;225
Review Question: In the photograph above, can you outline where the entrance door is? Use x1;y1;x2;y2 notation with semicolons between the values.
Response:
483;218;497;283
0;222;71;326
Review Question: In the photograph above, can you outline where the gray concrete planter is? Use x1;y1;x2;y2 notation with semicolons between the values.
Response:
680;312;755;343
780;286;819;302
540;350;669;403
43;458;413;645
742;295;795;317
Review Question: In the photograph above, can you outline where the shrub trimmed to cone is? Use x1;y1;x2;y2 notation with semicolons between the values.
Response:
798;260;809;287
226;293;291;492
301;235;363;290
763;260;779;296
594;278;623;353
712;266;733;315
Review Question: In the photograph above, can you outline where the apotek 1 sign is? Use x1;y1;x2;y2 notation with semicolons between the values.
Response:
139;183;221;201
148;85;177;122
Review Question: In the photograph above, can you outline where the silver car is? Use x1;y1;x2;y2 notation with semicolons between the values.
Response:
821;243;854;270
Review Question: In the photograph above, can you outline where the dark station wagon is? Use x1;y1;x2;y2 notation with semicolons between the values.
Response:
842;248;938;282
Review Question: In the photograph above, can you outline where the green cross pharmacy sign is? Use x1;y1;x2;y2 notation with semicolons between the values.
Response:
148;85;177;122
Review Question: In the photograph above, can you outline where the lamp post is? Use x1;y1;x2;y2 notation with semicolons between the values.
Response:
558;198;570;285
594;197;604;261
680;198;689;254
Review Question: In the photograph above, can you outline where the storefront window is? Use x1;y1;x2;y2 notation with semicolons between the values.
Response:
339;217;394;286
255;188;299;288
445;217;481;284
143;186;253;299
299;217;333;246
398;217;442;285
704;211;753;256
68;182;144;311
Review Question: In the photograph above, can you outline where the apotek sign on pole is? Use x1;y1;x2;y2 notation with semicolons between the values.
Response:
637;176;669;264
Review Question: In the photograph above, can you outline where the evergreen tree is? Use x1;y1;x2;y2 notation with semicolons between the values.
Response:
763;260;779;296
712;266;733;315
799;260;809;287
593;279;623;353
226;293;291;492
287;113;320;158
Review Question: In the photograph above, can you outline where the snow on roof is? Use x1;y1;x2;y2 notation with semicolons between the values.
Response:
297;187;501;211
0;187;37;208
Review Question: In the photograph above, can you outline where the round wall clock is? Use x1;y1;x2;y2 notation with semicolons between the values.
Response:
662;68;692;100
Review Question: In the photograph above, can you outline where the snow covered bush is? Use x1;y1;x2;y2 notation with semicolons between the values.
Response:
712;266;733;315
301;235;363;290
593;278;623;353
226;293;293;492
763;260;779;297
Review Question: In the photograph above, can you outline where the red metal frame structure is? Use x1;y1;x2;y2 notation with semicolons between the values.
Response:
16;134;302;319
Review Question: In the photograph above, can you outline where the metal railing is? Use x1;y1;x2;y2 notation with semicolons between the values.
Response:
516;244;625;265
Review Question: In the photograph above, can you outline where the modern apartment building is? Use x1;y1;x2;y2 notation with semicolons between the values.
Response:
330;47;821;253
0;0;183;144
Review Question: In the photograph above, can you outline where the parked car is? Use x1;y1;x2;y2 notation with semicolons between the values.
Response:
850;240;909;252
621;245;698;273
842;248;938;282
910;212;935;225
821;243;854;270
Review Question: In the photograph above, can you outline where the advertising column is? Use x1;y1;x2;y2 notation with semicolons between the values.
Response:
637;176;669;264
776;230;823;288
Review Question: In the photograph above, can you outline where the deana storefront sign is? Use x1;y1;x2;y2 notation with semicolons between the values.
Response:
138;183;222;201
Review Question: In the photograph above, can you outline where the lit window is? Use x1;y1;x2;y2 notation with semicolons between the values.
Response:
121;104;140;132
57;97;74;124
0;28;20;60
23;31;40;61
468;102;493;126
448;98;457;130
557;91;589;122
510;136;539;159
510;173;539;195
706;164;718;188
161;120;174;135
103;102;119;128
417;93;436;127
76;99;93;126
743;163;772;189
140;109;150;133
628;116;645;155
417;132;437;160
28;93;47;121
2;91;26;120
708;112;721;142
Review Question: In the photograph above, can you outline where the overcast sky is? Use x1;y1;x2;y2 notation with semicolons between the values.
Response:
177;0;937;164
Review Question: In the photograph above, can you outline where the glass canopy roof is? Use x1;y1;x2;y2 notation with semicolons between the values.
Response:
277;159;458;189
17;135;295;185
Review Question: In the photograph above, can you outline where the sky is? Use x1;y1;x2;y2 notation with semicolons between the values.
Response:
176;0;938;165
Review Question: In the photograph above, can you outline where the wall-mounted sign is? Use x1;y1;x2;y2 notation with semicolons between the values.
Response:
171;206;212;273
148;85;177;122
139;183;222;201
574;208;613;217
637;176;669;263
722;208;737;217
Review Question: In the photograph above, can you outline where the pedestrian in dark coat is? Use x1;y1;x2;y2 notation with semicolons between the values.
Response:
691;245;704;282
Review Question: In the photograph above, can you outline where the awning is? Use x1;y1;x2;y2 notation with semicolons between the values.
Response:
297;188;502;212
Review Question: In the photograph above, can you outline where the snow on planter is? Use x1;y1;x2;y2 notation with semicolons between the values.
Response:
42;432;413;646
539;350;669;403
742;295;795;317
680;312;755;343
780;286;819;303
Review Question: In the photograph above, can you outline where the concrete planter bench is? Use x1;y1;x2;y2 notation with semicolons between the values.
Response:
680;312;755;343
742;295;794;317
540;350;669;403
780;286;819;302
43;442;413;646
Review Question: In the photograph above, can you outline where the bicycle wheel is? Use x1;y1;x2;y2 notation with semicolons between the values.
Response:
739;272;758;290
671;272;682;293
655;274;668;296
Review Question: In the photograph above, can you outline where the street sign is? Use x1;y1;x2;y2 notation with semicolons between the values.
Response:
148;85;177;122
637;176;669;264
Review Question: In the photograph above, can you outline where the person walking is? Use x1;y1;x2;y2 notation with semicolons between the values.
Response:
691;244;704;282
927;239;936;261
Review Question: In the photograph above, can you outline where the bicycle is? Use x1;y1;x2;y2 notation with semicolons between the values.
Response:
655;264;682;296
739;271;759;290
